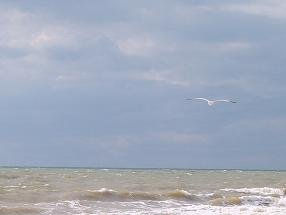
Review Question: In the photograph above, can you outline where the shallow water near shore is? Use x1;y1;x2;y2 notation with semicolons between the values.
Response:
0;168;286;214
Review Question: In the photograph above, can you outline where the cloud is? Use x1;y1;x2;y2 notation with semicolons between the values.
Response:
220;0;286;20
117;36;156;56
0;1;285;168
0;8;31;24
213;41;252;52
29;28;73;48
0;2;269;91
134;69;191;87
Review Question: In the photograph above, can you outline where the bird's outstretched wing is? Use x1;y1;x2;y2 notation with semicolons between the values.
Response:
214;99;237;103
185;98;210;103
193;98;210;102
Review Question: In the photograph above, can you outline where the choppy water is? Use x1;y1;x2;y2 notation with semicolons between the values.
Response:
0;168;286;214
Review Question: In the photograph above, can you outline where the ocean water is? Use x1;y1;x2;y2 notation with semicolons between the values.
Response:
0;168;286;215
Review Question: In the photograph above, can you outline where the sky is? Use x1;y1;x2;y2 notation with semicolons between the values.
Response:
0;0;285;169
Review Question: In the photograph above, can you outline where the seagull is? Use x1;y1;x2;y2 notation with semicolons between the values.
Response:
185;98;237;106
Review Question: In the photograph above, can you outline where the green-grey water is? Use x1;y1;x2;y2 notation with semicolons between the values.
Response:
0;168;286;214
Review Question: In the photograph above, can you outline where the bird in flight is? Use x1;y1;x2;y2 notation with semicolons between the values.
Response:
185;98;237;106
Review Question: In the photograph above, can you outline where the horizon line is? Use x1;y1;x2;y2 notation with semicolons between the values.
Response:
0;165;285;172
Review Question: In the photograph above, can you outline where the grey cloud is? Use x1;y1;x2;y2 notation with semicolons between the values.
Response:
0;0;285;169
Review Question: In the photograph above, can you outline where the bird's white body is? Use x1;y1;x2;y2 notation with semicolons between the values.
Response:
186;98;236;106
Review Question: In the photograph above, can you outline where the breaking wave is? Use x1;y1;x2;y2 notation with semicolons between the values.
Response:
209;195;283;207
78;187;286;206
221;187;285;196
240;195;276;206
215;187;286;208
80;188;201;202
210;196;242;206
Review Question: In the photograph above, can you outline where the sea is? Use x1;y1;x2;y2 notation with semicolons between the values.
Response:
0;168;285;215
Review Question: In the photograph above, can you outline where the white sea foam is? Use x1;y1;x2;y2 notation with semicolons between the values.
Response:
15;200;286;215
95;188;116;193
278;197;286;206
81;202;286;215
151;205;286;215
240;195;276;206
197;192;215;198
221;187;284;196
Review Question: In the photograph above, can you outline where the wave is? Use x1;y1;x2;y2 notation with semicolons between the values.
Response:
210;195;281;207
241;195;277;206
79;188;201;202
221;187;285;196
210;196;242;206
79;187;286;205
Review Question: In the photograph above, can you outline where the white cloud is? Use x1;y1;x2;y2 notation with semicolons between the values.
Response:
221;0;286;20
0;8;78;50
134;69;191;87
214;41;252;52
117;36;156;56
29;28;72;48
183;40;252;54
0;8;31;23
0;8;89;82
0;9;33;48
